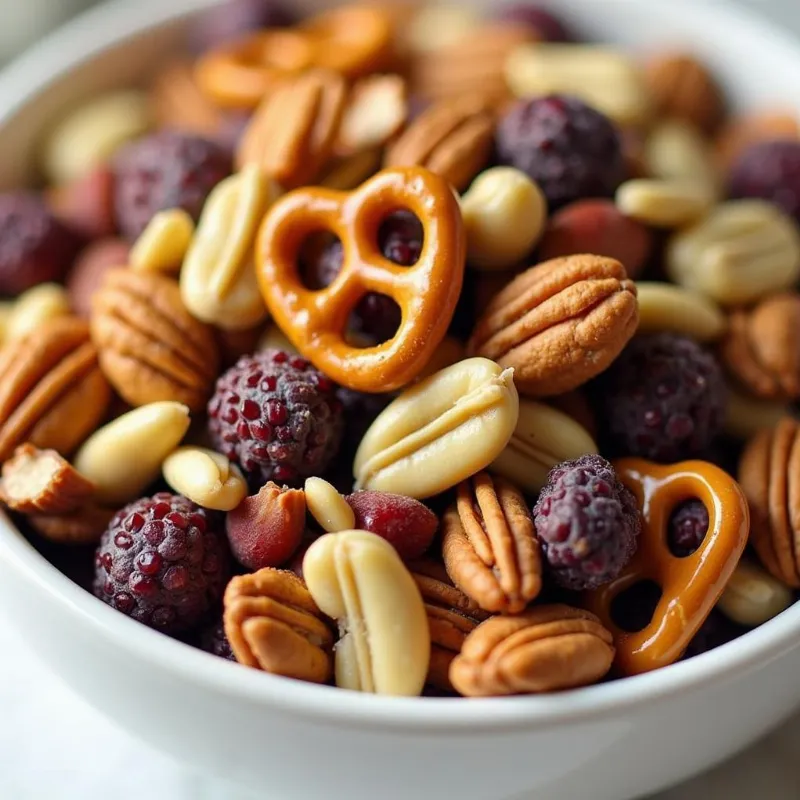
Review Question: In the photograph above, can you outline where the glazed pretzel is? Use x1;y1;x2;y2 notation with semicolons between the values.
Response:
255;166;466;393
585;458;749;675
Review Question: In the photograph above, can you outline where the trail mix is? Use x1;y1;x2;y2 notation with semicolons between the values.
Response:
3;0;800;697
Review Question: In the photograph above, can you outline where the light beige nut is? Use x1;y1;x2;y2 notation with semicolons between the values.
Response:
469;255;639;397
460;167;547;271
717;558;793;627
162;446;246;511
615;179;715;229
74;401;190;505
41;90;151;184
304;477;355;532
404;4;481;54
303;530;430;696
0;444;94;514
644;119;719;190
636;282;727;342
490;398;598;493
666;200;800;306
725;387;788;440
130;209;195;275
5;284;71;342
442;472;542;613
506;44;651;127
258;323;298;355
180;165;277;330
449;605;615;697
28;505;115;545
319;148;383;191
353;358;519;499
224;568;334;683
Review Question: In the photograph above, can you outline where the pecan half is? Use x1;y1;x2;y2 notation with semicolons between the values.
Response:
0;444;94;514
91;269;220;413
236;68;347;190
469;255;639;397
0;317;110;460
738;417;800;587
449;605;615;697
27;505;115;545
721;293;800;402
224;568;334;683
442;472;541;614
384;96;495;192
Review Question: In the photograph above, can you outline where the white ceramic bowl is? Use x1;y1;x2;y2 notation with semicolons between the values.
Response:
1;1;800;798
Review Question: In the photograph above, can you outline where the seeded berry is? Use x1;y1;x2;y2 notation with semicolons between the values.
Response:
200;617;236;661
208;349;343;486
496;95;626;209
533;454;641;590
668;499;709;557
728;139;800;224
93;493;230;633
113;131;232;239
495;4;573;41
0;192;79;295
593;333;727;462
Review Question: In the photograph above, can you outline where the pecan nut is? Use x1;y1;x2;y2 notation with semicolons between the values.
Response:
449;604;615;697
738;417;800;587
0;444;94;514
0;317;110;460
27;505;115;545
91;269;220;413
469;255;639;397
442;472;541;613
721;293;800;402
150;61;225;139
224;568;334;683
236;68;348;190
384;96;495;192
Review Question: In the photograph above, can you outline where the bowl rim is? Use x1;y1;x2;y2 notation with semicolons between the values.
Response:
2;0;800;734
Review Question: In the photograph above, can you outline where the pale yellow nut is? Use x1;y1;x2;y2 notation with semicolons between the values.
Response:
644;119;719;191
666;199;800;306
636;282;727;342
354;358;519;499
506;44;651;127
258;323;298;355
616;179;715;229
5;284;71;342
460;167;547;271
724;387;788;440
180;165;279;330
163;446;247;511
717;559;793;627
74;402;190;505
130;209;195;275
490;399;598;493
304;477;355;532
303;530;430;696
41;90;151;184
405;4;481;53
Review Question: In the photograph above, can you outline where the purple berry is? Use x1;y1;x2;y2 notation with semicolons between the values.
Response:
496;95;626;209
728;139;800;224
495;4;573;42
190;0;296;54
594;333;727;462
200;617;236;661
682;610;746;659
533;454;641;590
668;500;709;557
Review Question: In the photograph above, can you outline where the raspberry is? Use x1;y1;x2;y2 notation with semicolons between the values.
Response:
593;333;727;462
301;211;423;341
208;349;343;486
0;192;79;295
668;499;709;557
200;617;236;661
728;139;800;223
533;454;641;590
496;95;626;209
93;493;230;633
113;131;232;239
190;0;296;53
494;4;573;41
346;491;438;560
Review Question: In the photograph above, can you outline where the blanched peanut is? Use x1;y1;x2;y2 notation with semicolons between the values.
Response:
163;447;247;511
616;179;715;228
460;167;547;270
130;209;195;275
645;119;719;191
636;282;727;342
305;477;355;532
5;284;71;341
718;559;793;626
303;530;430;696
354;358;519;498
405;5;481;53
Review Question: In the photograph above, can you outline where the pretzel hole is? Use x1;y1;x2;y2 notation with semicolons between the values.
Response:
346;298;402;345
374;210;424;267
667;498;709;558
298;231;344;290
610;580;662;633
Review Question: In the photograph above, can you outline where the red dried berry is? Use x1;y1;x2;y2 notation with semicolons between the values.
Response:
494;3;573;41
346;491;438;561
208;350;343;486
667;499;709;557
113;131;232;239
93;493;230;634
496;95;626;209
67;238;131;318
200;617;236;661
533;454;641;590
49;164;117;241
